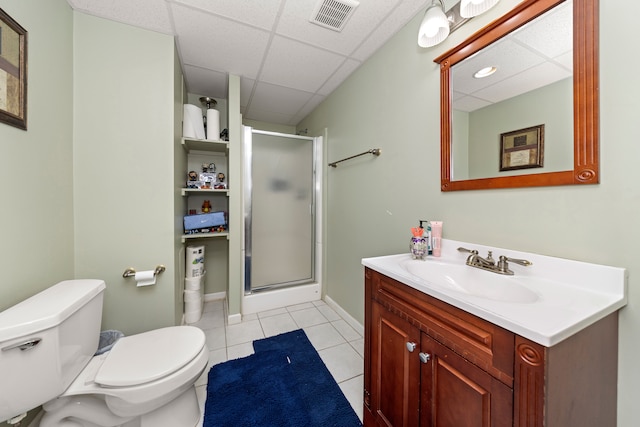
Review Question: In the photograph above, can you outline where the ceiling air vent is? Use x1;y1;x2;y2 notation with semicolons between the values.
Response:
310;0;360;32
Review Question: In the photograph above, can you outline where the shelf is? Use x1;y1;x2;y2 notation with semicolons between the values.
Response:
181;188;229;196
182;138;228;153
181;232;229;243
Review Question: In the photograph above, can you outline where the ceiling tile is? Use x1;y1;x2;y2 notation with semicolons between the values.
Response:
183;65;228;99
68;0;174;34
291;94;326;124
172;4;270;78
277;0;401;55
352;0;429;61
259;36;346;92
317;58;361;96
172;0;284;30
250;82;315;116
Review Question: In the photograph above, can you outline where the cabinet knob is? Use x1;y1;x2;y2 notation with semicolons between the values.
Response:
419;352;431;364
406;342;417;352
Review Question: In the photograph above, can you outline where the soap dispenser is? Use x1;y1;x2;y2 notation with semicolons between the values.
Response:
410;220;429;260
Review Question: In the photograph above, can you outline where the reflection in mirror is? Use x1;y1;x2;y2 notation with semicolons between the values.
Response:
435;0;599;191
452;1;573;180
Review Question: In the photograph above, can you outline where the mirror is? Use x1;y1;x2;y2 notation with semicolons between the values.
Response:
435;0;598;191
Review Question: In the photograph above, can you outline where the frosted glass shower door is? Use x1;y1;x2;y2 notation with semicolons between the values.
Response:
245;130;315;293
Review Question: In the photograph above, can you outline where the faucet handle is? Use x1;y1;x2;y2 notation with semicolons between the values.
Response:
497;255;533;274
457;247;478;254
501;256;532;267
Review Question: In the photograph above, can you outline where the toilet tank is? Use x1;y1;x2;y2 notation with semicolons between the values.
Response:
0;279;106;422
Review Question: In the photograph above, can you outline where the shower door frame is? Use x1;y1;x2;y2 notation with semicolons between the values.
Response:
243;128;320;295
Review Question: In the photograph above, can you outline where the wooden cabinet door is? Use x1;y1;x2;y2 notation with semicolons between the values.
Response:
369;301;421;427
419;334;512;427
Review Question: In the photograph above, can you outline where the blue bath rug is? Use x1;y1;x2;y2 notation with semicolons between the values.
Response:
203;329;362;427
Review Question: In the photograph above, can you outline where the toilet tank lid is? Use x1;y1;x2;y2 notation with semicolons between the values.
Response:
0;279;106;343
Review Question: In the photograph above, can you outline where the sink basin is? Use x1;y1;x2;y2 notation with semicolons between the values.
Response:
399;259;539;303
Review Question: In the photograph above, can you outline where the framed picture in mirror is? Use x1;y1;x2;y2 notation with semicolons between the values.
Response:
0;7;27;130
499;124;544;172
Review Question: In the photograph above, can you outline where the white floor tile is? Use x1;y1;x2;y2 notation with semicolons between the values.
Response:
339;375;364;422
349;338;365;358
225;319;264;346
257;307;288;318
304;322;347;350
286;302;315;312
260;312;299;337
318;342;364;383
316;304;342;321
332;319;362;341
226;342;255;360
190;309;225;330
290;307;329;328
202;326;226;351
203;299;225;313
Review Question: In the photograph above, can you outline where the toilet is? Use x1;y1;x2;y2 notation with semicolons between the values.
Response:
0;279;208;427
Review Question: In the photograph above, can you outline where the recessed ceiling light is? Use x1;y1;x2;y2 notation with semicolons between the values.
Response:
473;66;497;78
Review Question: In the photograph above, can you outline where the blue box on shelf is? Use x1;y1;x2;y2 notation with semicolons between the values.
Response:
184;211;226;231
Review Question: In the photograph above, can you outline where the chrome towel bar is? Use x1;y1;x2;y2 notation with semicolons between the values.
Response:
328;148;381;168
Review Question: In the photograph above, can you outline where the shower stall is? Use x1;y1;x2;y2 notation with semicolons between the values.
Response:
242;127;323;314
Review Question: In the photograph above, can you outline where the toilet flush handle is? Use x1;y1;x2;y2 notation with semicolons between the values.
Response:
2;338;42;352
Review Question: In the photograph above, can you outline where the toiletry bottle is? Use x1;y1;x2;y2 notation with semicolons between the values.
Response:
410;221;429;260
431;221;443;257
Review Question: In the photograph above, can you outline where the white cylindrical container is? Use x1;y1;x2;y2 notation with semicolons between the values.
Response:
183;104;205;139
186;245;205;278
185;276;201;291
206;109;220;141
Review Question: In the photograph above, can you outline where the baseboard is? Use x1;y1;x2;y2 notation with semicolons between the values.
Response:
323;295;364;337
205;291;226;302
227;312;242;325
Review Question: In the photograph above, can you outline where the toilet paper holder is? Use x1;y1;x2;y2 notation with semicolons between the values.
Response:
122;265;166;278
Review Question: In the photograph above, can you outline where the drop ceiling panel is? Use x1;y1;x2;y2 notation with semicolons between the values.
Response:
259;36;347;92
352;0;429;61
277;0;400;56
511;1;572;59
67;0;174;34
174;0;284;31
172;5;270;79
452;38;547;96
66;0;439;125
250;82;315;116
318;58;362;96
183;65;229;100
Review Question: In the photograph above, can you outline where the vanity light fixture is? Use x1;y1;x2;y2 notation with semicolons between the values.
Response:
473;66;497;78
460;0;500;18
418;0;501;48
417;0;450;48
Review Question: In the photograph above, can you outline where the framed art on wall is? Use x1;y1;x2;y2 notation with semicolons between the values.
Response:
0;7;27;130
499;124;544;172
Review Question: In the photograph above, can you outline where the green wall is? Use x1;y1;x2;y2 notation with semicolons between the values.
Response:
0;2;73;425
298;1;640;426
73;12;180;334
0;0;74;309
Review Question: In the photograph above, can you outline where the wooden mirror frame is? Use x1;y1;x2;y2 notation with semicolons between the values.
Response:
435;0;598;191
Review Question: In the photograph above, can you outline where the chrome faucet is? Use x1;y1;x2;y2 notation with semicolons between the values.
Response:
457;247;532;276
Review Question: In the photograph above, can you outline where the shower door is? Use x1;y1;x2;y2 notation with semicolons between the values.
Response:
244;129;316;294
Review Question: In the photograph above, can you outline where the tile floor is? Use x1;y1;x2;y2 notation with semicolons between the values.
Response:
191;298;364;426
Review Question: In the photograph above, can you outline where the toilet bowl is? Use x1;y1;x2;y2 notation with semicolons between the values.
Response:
0;280;209;427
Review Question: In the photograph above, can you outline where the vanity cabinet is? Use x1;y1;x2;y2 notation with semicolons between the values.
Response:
363;268;619;427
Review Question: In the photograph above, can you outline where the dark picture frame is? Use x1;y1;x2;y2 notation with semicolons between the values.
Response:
0;7;27;130
499;124;544;171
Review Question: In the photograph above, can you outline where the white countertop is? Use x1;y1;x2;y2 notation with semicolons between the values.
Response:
362;239;627;346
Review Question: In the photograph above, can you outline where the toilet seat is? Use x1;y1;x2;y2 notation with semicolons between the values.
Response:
62;325;208;409
96;326;205;387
